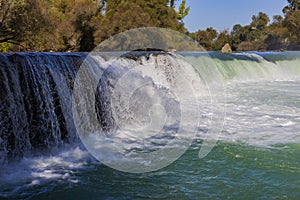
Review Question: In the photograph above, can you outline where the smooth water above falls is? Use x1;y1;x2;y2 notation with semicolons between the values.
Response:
0;51;300;199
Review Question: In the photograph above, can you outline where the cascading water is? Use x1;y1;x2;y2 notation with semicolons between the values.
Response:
1;52;300;163
0;53;84;163
183;51;300;82
0;51;300;199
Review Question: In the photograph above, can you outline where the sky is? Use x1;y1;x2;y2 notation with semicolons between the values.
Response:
182;0;288;32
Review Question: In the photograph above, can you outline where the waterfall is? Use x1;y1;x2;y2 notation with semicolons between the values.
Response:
0;51;299;164
0;53;84;163
181;51;300;82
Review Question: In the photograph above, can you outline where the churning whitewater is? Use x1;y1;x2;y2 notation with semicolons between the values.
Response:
0;51;300;198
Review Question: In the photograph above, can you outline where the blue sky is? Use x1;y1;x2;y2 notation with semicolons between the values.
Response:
182;0;288;32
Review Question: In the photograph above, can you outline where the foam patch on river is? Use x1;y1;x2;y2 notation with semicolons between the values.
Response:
0;145;95;198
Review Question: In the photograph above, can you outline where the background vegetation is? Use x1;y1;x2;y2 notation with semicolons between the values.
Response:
0;0;299;52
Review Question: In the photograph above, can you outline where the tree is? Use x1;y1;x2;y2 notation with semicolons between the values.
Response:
0;0;47;51
177;0;190;22
213;29;231;50
230;24;248;50
36;0;103;51
283;0;300;13
283;10;300;49
95;0;186;44
272;15;284;24
0;0;190;51
0;0;103;51
265;15;288;50
95;1;153;43
71;1;103;51
234;12;271;51
193;27;217;50
250;12;270;30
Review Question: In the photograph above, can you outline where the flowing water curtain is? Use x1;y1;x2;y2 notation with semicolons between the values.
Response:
0;53;85;163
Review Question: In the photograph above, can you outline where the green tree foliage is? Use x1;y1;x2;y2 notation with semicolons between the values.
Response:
1;0;300;52
191;27;217;50
190;12;271;51
190;0;300;52
0;0;187;52
213;30;231;50
235;12;270;51
265;15;288;50
95;0;187;44
250;12;270;30
0;0;47;51
283;10;300;49
283;0;300;13
230;24;248;50
177;0;190;22
0;0;104;51
37;0;103;51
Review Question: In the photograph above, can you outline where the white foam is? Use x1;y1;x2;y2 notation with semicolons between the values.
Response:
279;121;296;127
0;146;95;198
217;81;300;147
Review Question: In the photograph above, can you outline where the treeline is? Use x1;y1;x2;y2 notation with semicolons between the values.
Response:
190;0;300;51
0;0;299;52
0;0;189;52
